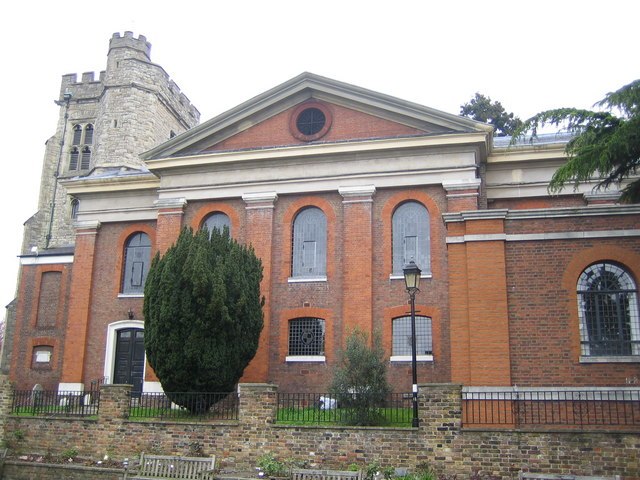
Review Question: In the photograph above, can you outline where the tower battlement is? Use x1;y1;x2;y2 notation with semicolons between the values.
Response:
109;31;151;60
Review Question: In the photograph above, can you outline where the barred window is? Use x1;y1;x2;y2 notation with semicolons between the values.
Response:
68;123;94;171
288;317;325;356
577;262;639;357
69;147;79;171
122;232;152;295
202;212;231;236
392;315;433;358
292;207;327;278
392;201;430;275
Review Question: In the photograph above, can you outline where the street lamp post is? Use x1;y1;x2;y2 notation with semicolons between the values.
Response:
403;260;421;428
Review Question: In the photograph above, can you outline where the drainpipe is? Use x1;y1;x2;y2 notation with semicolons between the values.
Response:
45;90;72;249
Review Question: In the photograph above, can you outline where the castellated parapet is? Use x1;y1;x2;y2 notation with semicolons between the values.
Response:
23;32;201;253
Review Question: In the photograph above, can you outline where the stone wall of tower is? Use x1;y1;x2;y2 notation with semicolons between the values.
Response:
22;32;200;253
92;32;200;170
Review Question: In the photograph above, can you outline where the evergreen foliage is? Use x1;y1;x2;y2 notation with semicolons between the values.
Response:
511;79;640;203
460;92;523;136
329;329;391;425
143;227;264;412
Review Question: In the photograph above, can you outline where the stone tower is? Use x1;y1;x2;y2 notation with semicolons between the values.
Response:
22;31;200;254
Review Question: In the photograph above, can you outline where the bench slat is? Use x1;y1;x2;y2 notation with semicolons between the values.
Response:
132;454;216;480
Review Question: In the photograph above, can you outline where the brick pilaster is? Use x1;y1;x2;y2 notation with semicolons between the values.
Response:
241;192;277;382
98;383;132;422
339;186;375;340
155;197;187;254
443;180;481;213
445;211;511;386
59;221;100;391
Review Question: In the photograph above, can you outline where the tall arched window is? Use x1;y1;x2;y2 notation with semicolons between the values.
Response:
577;262;639;357
72;124;82;145
122;232;152;295
84;124;94;144
70;198;79;220
292;207;327;278
392;201;430;275
202;212;231;236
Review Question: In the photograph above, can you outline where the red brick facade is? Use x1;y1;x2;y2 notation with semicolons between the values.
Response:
8;72;640;397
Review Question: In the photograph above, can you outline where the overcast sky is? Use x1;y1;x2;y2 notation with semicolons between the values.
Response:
0;0;637;309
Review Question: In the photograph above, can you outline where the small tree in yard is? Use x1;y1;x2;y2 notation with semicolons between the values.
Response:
330;329;391;426
143;227;264;413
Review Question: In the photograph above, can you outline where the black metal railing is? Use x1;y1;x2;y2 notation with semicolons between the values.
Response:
462;389;640;428
11;388;100;417
276;392;413;426
129;391;239;421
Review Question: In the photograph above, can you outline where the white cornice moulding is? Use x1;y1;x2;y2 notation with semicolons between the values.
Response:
338;185;376;198
442;179;481;192
154;197;187;209
20;254;74;266
73;220;101;230
242;191;278;203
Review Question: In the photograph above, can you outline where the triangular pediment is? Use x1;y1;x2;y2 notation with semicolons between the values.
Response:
143;72;492;160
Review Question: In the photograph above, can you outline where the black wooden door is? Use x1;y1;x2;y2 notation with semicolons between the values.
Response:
113;328;145;395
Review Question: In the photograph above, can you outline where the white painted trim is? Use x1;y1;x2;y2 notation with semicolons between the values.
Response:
338;185;376;198
242;191;278;205
447;229;640;244
104;320;146;387
117;293;144;299
390;355;433;362
21;255;74;265
288;276;328;283
154;197;187;209
286;355;326;362
579;356;640;364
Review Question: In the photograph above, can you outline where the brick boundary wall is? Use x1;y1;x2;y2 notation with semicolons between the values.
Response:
2;378;638;479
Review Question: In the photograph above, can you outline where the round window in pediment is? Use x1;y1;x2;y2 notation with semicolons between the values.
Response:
290;102;332;141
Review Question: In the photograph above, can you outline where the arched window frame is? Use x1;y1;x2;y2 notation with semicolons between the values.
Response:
390;315;433;362
286;317;326;362
202;212;231;236
84;124;94;144
72;124;82;145
121;232;152;296
70;198;79;220
577;262;640;358
391;201;431;276
291;207;327;280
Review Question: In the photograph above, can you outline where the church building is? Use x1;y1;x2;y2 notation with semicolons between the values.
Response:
5;32;639;396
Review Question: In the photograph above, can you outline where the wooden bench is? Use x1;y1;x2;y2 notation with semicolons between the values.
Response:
519;473;620;480
292;468;364;480
131;453;216;479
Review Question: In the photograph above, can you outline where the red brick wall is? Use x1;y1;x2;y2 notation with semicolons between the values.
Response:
506;236;640;386
205;101;424;153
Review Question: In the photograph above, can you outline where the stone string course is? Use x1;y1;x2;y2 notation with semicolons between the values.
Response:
2;380;638;480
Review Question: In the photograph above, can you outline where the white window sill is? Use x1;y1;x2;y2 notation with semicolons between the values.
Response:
390;355;433;362
580;355;640;363
118;293;144;298
389;274;432;281
286;355;326;362
288;276;327;283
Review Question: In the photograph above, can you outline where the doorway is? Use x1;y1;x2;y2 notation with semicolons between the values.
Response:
113;328;145;396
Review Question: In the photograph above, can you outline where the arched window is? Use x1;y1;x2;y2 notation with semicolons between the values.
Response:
391;315;433;360
72;125;82;145
292;207;327;278
288;317;325;357
392;201;430;275
202;212;231;236
577;262;639;357
121;232;152;295
69;147;79;171
80;146;91;170
84;124;94;144
70;198;79;220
